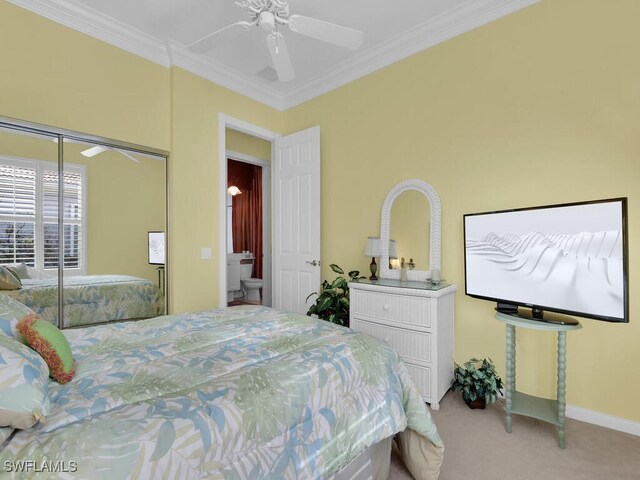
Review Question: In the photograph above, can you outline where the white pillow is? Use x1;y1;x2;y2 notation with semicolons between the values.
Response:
0;293;34;339
0;334;50;429
4;263;30;280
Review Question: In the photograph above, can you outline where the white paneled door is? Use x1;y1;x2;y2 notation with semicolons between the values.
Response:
273;126;320;314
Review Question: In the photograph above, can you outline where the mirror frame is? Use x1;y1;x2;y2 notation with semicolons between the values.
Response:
379;179;441;281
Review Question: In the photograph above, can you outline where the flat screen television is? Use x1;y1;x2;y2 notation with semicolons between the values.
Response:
464;198;628;323
148;231;165;265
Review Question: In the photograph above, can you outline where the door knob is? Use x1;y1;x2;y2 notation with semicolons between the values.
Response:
306;260;319;267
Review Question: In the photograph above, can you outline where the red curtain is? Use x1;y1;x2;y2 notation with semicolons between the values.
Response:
229;160;262;279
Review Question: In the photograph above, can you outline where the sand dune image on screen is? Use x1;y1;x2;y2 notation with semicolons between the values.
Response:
465;202;625;319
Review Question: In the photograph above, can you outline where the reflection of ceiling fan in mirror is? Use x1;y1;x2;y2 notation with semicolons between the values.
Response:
188;0;364;82
54;138;141;163
80;145;140;163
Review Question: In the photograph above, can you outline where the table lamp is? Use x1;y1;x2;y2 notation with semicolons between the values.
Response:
364;236;381;280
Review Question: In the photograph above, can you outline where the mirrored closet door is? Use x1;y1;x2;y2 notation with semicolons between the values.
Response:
0;117;168;329
0;123;60;327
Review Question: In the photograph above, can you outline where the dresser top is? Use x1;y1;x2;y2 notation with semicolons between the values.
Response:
349;278;456;297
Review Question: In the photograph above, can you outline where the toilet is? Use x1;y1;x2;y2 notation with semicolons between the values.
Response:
240;261;263;305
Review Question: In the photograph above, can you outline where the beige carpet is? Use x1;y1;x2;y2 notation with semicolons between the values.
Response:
389;392;640;479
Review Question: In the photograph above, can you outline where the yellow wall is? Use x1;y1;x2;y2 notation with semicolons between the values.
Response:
286;0;640;422
0;2;170;150
169;69;283;313
226;129;272;161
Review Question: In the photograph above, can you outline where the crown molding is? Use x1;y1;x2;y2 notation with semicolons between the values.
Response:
280;0;540;109
167;41;285;111
8;0;170;67
8;0;540;112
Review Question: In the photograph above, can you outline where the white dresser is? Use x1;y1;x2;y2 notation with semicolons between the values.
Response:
349;279;456;410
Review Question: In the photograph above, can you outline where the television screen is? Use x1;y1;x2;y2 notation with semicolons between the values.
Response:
464;198;628;323
148;231;165;265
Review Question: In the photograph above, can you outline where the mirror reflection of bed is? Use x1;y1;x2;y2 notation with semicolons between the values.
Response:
0;124;167;329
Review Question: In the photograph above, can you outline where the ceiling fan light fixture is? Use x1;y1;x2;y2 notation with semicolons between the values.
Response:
259;11;275;31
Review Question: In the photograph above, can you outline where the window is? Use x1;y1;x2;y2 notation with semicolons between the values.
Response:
0;157;86;275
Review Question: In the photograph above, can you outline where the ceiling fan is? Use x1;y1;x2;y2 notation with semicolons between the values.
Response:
53;138;141;163
188;0;364;82
80;145;141;163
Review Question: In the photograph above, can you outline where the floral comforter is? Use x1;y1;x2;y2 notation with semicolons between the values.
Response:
5;275;164;328
0;306;442;479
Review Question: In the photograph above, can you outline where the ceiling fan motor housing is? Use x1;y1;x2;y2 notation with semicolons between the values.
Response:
259;11;276;31
243;0;289;25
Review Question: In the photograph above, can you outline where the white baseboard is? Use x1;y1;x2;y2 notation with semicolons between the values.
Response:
565;405;640;437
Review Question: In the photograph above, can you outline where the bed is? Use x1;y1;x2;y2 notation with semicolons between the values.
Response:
4;275;164;328
0;305;443;479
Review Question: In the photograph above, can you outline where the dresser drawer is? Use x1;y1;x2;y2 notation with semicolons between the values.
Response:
404;363;432;399
351;318;431;366
351;289;431;329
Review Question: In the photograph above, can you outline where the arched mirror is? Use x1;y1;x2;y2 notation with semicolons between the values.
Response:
390;190;430;271
379;179;441;282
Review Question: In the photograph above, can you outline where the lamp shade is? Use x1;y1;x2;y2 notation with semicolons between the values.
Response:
227;185;242;196
364;236;381;257
388;239;398;259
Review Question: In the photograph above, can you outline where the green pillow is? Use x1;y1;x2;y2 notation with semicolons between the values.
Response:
17;314;75;384
0;266;21;290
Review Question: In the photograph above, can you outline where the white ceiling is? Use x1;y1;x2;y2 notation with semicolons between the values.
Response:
9;0;539;110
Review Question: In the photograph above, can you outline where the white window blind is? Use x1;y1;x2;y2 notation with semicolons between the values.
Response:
0;157;86;274
0;164;37;266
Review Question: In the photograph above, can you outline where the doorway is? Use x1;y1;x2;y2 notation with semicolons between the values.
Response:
218;114;279;308
218;114;321;314
226;141;271;307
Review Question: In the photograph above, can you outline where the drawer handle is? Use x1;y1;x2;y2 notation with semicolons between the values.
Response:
382;304;389;311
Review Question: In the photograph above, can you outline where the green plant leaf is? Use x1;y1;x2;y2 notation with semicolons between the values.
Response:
330;264;344;275
331;278;347;290
316;296;334;312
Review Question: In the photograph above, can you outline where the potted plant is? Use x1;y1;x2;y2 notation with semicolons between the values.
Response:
451;357;503;409
306;264;364;327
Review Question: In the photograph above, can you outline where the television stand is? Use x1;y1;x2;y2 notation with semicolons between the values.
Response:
495;312;582;448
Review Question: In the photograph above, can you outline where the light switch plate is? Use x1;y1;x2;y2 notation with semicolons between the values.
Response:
201;247;212;260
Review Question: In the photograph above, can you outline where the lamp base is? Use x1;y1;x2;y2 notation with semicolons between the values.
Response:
369;257;378;281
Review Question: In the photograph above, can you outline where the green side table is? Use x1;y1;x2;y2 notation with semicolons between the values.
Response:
495;312;582;448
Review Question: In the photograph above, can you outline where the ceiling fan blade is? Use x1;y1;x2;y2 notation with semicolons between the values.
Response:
267;33;295;82
188;22;248;54
288;15;363;50
80;145;108;158
115;149;141;164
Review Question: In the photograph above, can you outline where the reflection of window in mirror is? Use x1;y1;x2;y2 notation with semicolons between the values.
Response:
390;190;430;271
0;126;74;279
